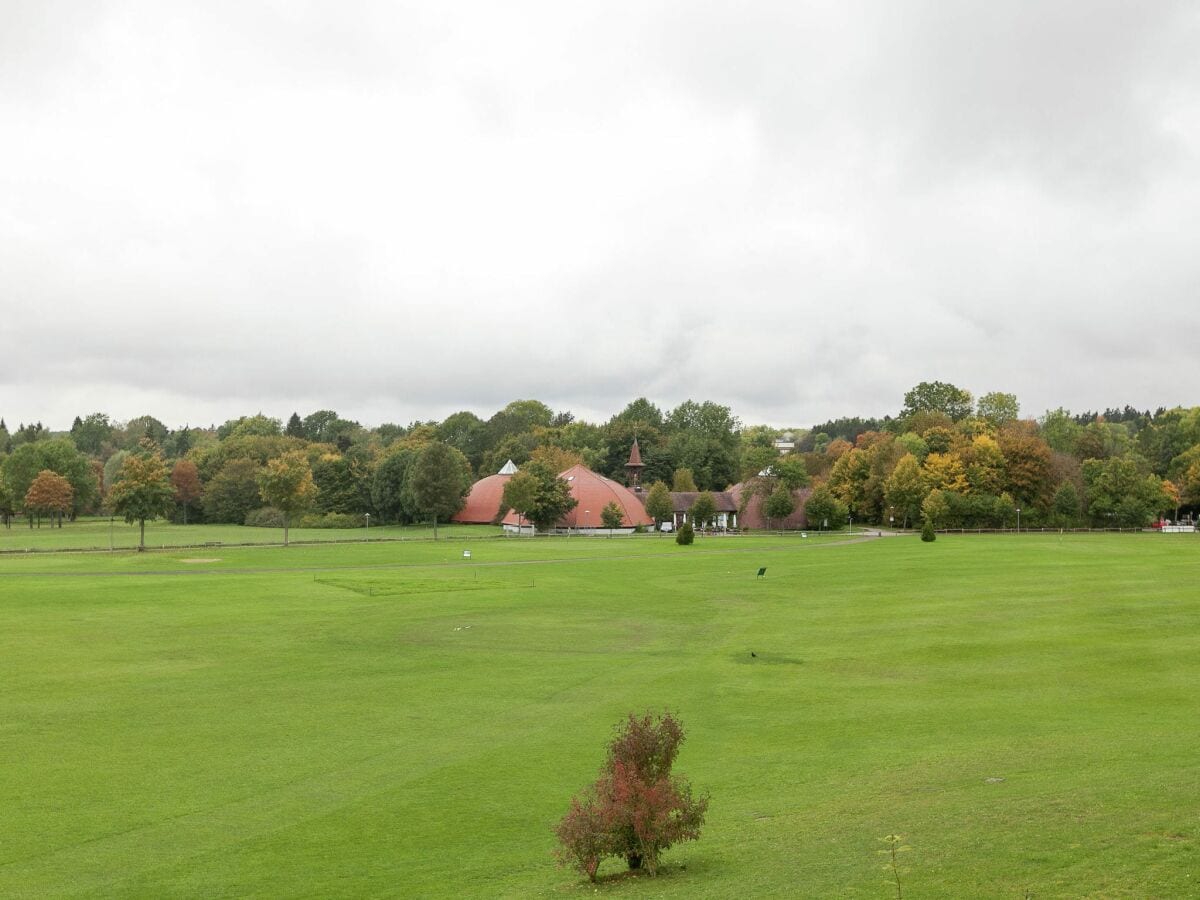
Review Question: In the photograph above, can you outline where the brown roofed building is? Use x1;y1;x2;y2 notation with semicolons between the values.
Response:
452;459;518;524
727;482;812;530
664;491;739;530
501;464;653;534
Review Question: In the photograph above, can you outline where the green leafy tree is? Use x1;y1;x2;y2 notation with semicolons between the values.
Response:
371;447;418;523
672;468;698;492
499;469;539;531
407;441;472;538
1053;481;1080;525
921;488;950;526
901;381;974;422
774;455;810;491
805;484;847;531
600;501;624;535
740;444;778;482
71;412;115;456
921;519;936;542
976;391;1020;427
665;400;741;489
285;412;305;438
643;481;673;528
762;483;796;529
203;458;264;524
108;449;174;551
1082;456;1168;527
675;521;694;545
507;461;577;533
257;450;318;546
689;491;717;528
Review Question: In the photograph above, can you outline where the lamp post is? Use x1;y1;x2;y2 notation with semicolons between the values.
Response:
364;513;370;541
1016;507;1021;533
848;512;853;534
889;506;895;530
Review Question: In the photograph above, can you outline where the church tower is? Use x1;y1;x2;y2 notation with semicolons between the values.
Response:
625;438;645;491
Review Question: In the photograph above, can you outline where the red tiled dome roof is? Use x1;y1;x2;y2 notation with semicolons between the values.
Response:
501;464;653;529
452;471;513;524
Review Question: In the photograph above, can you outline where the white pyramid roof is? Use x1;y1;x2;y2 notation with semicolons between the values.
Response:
498;459;519;475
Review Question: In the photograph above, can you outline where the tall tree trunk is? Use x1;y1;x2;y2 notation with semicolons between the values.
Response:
432;514;438;541
283;512;289;547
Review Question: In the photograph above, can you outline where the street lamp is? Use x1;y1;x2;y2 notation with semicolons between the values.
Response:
848;512;853;534
1016;507;1021;533
889;506;895;530
364;513;370;541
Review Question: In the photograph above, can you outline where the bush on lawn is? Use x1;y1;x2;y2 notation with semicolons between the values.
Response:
555;712;708;881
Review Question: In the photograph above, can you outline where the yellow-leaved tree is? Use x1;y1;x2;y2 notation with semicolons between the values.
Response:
257;450;318;546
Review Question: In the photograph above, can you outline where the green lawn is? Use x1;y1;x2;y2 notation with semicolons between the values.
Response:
1;533;1197;897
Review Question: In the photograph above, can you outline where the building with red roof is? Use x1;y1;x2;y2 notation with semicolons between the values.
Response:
452;459;518;524
501;464;653;534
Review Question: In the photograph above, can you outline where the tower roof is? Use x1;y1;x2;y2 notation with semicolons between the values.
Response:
626;439;644;468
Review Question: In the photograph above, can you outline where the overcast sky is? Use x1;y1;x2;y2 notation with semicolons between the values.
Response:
3;1;1199;433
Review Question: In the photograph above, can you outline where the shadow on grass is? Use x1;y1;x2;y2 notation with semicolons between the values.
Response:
562;858;708;892
735;652;804;666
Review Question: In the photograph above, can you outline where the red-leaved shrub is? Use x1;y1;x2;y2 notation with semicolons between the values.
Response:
555;712;708;881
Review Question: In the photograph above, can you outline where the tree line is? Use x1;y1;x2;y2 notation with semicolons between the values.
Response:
1;382;1197;535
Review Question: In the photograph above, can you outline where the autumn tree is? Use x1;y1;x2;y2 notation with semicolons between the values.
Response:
555;712;708;881
24;470;73;527
257;451;318;546
407;441;472;538
643;481;673;529
170;459;203;524
108;449;174;551
884;454;926;528
1;438;98;521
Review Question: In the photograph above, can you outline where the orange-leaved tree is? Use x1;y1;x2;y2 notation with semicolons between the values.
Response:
170;459;203;524
24;469;74;528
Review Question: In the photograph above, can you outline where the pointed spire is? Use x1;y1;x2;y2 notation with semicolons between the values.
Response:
625;439;645;490
627;439;644;468
498;459;518;475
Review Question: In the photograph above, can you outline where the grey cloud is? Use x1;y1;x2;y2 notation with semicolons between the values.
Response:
2;2;1198;431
